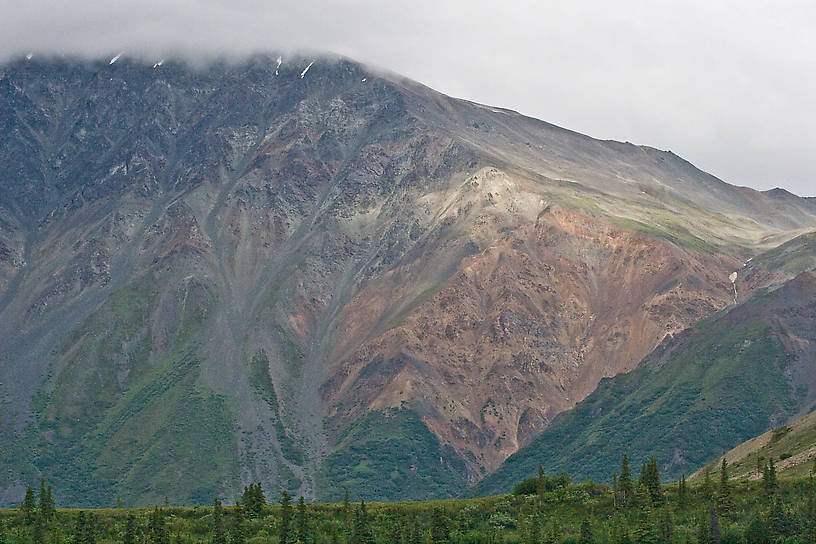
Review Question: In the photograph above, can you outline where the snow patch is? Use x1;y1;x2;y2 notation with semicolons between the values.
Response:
300;61;314;78
109;53;122;65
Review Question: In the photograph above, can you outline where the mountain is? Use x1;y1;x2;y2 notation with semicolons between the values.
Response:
476;269;816;495
1;53;815;506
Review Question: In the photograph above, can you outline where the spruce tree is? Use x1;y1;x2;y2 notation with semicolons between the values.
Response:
296;496;309;544
279;491;292;544
342;487;351;535
352;499;374;544
611;472;618;508
619;455;632;507
762;457;779;496
717;458;733;512
251;483;266;518
212;498;226;544
240;484;265;519
21;485;36;524
645;456;662;505
256;483;266;514
45;485;55;522
768;458;778;490
700;466;713;503
38;479;49;522
677;474;688;510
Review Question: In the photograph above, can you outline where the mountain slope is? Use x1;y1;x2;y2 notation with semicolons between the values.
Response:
1;54;815;505
476;271;816;495
692;408;816;482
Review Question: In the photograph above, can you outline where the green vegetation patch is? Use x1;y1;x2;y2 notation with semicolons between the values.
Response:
5;474;816;543
248;350;306;466
316;408;469;502
477;294;800;495
612;216;720;255
27;276;240;507
755;231;816;275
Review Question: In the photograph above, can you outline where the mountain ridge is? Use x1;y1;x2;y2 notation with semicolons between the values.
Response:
1;54;814;506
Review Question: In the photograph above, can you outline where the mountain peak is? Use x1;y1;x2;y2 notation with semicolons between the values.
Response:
1;55;815;506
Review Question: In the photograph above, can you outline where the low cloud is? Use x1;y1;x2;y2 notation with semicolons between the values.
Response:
2;0;813;195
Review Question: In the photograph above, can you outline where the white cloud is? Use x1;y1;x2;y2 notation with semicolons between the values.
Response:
1;0;813;195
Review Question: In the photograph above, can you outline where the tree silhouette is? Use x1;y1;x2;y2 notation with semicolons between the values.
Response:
212;498;226;544
618;455;633;507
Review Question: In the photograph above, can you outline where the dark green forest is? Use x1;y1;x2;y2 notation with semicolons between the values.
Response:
2;456;815;543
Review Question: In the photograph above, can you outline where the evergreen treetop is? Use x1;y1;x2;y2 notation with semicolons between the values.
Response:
212;498;226;544
279;490;293;544
618;455;633;507
717;458;733;512
20;485;36;524
352;499;374;544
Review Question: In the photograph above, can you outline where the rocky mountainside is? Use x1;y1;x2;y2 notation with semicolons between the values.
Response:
1;54;814;506
476;267;816;495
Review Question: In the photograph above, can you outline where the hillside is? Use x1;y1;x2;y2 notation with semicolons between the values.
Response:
1;54;815;506
477;271;816;495
692;409;816;482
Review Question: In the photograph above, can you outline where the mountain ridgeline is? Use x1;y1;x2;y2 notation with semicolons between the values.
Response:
0;54;815;506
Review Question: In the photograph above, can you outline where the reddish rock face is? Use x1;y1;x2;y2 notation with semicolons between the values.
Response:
323;204;750;478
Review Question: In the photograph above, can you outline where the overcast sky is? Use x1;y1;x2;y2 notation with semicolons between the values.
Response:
1;0;813;196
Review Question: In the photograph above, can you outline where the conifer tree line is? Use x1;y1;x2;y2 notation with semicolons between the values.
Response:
3;458;816;543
